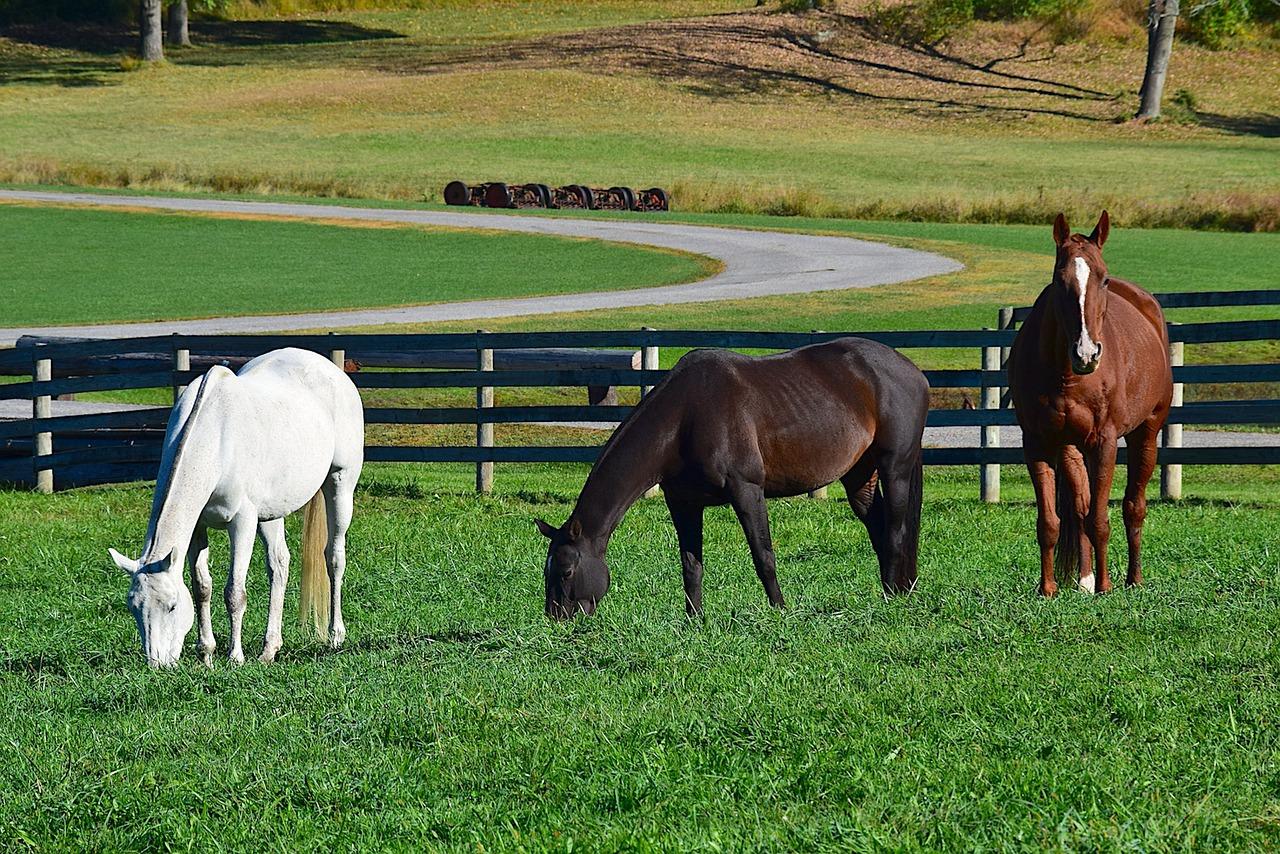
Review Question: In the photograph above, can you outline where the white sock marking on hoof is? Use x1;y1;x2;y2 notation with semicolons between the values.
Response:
1076;573;1096;594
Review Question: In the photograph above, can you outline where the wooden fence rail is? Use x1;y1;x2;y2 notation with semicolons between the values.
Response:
1;295;1275;496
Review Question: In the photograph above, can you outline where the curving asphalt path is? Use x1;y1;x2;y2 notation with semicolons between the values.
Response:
0;189;961;345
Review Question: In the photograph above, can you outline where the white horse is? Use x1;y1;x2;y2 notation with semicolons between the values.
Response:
109;348;364;667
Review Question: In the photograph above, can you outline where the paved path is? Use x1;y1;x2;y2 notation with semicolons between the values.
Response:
0;189;962;345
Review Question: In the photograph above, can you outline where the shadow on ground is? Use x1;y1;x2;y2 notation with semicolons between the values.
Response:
0;17;403;85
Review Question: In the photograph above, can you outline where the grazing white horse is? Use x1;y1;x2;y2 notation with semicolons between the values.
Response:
109;348;364;667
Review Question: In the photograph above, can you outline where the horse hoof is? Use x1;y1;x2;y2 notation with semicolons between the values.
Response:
1039;583;1059;598
1075;574;1096;595
259;648;279;664
228;650;245;666
199;649;214;667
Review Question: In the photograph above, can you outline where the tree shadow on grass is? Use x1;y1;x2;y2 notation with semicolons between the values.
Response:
0;17;404;86
1193;111;1280;139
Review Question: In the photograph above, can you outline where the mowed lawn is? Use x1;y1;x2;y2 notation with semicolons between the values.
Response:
0;204;713;327
1;465;1278;849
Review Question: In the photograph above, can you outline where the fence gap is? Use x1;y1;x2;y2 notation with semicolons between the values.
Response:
476;331;494;495
1162;325;1184;500
981;331;1001;503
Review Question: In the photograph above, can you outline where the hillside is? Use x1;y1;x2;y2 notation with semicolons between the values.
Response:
0;0;1276;228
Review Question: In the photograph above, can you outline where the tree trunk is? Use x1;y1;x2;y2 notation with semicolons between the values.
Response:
140;0;164;61
167;0;190;47
1136;0;1179;120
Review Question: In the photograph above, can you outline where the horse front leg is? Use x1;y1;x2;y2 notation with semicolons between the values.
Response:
225;512;257;665
187;525;215;666
665;493;705;617
1123;422;1160;587
257;517;289;664
1086;436;1118;594
1025;451;1060;597
727;479;784;609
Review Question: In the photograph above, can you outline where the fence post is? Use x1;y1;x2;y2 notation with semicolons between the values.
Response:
476;330;494;495
641;327;660;498
1162;326;1183;501
997;306;1014;407
808;329;828;500
173;337;190;404
34;352;52;494
981;331;1001;503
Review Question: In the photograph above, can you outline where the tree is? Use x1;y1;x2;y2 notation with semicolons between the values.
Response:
140;0;164;60
167;0;190;47
1136;0;1179;120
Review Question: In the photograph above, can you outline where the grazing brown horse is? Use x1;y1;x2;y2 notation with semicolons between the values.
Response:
1008;211;1173;597
535;338;929;619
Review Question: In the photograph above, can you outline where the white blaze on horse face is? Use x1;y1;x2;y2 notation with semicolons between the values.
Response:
1073;256;1100;365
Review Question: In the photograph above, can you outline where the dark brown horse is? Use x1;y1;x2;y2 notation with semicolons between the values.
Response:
1008;211;1173;597
535;337;929;619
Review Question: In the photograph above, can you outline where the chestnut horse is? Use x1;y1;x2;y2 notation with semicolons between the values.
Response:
1008;212;1172;596
535;338;929;619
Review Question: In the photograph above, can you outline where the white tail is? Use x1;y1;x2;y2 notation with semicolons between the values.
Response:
299;490;331;639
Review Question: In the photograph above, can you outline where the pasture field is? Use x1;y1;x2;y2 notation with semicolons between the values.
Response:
0;203;713;326
1;464;1278;850
1;1;1277;228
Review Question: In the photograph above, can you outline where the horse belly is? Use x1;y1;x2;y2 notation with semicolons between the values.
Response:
240;400;336;519
759;427;870;498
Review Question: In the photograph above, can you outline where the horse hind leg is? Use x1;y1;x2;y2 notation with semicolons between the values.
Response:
323;469;357;648
873;446;923;595
1085;438;1118;595
840;457;885;566
1123;422;1160;587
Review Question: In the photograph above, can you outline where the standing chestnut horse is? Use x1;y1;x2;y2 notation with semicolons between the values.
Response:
1008;212;1172;596
536;338;929;619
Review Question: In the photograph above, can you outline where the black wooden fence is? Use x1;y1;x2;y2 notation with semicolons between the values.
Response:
1;292;1277;499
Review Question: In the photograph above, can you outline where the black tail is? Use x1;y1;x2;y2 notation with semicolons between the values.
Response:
1053;461;1080;588
899;449;923;590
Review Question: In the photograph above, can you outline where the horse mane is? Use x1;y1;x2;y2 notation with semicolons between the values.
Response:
141;368;224;562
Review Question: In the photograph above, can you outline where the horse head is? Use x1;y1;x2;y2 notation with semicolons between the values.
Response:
110;547;194;668
535;517;609;620
1051;211;1111;375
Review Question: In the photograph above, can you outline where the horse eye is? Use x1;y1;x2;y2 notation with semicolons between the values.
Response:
168;604;177;613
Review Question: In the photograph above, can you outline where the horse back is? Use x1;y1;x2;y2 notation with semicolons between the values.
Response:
664;340;927;496
1108;277;1168;347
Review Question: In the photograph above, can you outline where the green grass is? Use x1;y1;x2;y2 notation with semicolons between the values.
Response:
2;464;1278;849
0;203;713;326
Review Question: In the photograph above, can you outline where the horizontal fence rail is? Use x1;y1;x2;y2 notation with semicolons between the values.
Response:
1;289;1275;497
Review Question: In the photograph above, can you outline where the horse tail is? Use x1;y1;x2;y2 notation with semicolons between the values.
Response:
299;490;331;639
900;449;924;589
1053;462;1080;589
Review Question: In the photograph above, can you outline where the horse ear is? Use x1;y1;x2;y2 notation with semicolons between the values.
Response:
1089;210;1109;248
109;548;139;575
567;518;582;541
1052;212;1069;246
535;518;557;539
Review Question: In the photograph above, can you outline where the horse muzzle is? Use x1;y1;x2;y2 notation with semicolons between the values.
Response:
1071;341;1102;375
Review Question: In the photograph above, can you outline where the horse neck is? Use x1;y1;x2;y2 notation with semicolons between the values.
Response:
570;399;678;548
1036;297;1076;383
141;375;226;564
